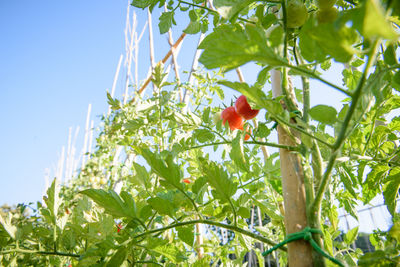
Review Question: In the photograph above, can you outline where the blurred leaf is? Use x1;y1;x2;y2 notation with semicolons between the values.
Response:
44;178;60;222
151;244;188;263
177;226;194;247
344;226;359;245
383;171;400;216
309;105;337;125
214;0;253;20
230;133;248;172
0;214;17;240
159;11;175;34
106;247;127;267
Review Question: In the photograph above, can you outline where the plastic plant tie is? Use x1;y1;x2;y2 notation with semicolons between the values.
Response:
261;227;344;267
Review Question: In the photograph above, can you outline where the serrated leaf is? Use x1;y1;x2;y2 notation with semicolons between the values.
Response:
131;0;158;9
159;11;174;34
199;158;237;203
80;189;136;218
344;226;359;245
199;24;285;71
309;105;337;125
136;148;182;189
44;178;59;222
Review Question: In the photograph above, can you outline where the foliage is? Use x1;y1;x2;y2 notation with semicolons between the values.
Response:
1;0;400;266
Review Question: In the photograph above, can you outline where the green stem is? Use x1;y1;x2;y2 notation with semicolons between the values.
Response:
288;65;352;97
0;249;80;258
178;0;216;13
311;39;380;216
134;219;286;251
183;140;298;151
274;116;334;149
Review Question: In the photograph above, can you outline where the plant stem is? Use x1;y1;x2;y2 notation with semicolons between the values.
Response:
134;219;286;251
311;39;380;217
288;64;352;97
183;140;298;151
0;249;80;258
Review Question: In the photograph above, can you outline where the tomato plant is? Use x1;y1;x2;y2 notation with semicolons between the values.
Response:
235;95;260;120
1;0;400;266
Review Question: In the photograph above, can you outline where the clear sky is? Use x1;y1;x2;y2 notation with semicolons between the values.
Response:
0;0;132;205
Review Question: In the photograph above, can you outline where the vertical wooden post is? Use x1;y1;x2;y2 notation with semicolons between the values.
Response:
271;69;313;267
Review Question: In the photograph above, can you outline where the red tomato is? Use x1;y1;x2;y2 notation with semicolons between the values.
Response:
221;106;244;130
235;95;259;120
183;179;191;184
117;223;122;233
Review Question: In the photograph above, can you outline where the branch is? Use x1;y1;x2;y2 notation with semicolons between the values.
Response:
133;219;287;251
183;140;298;151
311;39;380;215
0;249;80;258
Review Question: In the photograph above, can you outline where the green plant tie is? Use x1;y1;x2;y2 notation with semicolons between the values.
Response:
261;227;344;267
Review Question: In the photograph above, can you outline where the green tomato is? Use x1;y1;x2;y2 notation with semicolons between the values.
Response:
286;0;309;28
317;6;338;24
316;0;336;10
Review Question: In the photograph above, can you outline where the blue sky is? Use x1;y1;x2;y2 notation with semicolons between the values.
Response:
0;0;132;204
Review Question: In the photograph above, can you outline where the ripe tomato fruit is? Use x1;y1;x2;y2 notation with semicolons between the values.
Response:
221;106;244;130
183;179;191;184
234;95;259;120
286;0;308;28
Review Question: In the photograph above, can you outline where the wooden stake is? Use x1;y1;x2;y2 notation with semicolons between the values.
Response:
271;69;313;267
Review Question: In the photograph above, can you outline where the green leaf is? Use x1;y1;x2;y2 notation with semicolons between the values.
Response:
344;226;359;245
199;24;285;71
44;178;60;222
151;244;188;263
177;226;194;247
106;247;127;267
80;189;136;218
193;129;214;143
383;172;400;216
352;0;398;41
384;44;398;66
131;0;158;9
159;12;174;34
136;148;182;189
0;214;17;240
147;197;175;216
199;158;237;203
230;133;248;172
107;92;121;110
299;16;326;62
309;105;337;125
183;21;201;34
218;80;283;115
213;0;254;20
130;162;150;188
358;250;394;266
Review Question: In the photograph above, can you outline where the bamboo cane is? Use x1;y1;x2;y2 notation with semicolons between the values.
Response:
271;69;313;266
